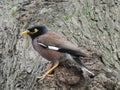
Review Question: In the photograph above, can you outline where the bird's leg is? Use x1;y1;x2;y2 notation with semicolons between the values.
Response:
37;61;59;80
45;64;54;77
45;64;53;72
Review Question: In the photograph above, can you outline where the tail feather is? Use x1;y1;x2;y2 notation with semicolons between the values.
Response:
82;67;95;76
74;57;95;76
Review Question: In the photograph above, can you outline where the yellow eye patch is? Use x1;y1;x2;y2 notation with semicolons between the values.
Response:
34;28;38;33
30;28;38;34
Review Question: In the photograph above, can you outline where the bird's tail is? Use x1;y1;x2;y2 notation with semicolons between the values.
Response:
74;57;95;77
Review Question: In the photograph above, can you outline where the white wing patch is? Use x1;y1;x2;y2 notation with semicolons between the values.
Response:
48;46;59;50
38;42;60;51
38;42;47;48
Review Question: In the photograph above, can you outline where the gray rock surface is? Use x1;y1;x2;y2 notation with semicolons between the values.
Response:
0;0;120;90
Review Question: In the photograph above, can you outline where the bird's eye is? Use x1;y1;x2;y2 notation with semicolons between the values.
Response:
29;28;38;34
34;28;38;33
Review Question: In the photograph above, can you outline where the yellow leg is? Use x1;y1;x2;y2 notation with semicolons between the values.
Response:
37;61;59;80
45;64;54;77
45;64;53;72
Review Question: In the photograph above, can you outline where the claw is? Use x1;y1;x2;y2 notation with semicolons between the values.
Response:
36;74;54;80
37;75;46;80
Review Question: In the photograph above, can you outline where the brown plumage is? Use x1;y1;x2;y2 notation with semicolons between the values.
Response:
22;25;94;80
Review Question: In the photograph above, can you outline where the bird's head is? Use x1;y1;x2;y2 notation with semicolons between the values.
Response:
21;25;48;39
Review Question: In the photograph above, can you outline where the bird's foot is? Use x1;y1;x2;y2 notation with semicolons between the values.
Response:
37;62;59;80
36;74;54;80
37;75;46;80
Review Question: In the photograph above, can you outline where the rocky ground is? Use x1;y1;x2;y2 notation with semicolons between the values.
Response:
0;0;120;90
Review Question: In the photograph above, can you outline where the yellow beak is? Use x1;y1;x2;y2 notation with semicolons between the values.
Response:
21;30;29;35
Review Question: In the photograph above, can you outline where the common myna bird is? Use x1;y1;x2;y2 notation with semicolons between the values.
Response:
22;25;94;80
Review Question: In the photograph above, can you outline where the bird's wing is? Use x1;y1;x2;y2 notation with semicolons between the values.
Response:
37;32;88;57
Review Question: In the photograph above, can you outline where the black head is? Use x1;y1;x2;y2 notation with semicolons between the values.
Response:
22;25;48;39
